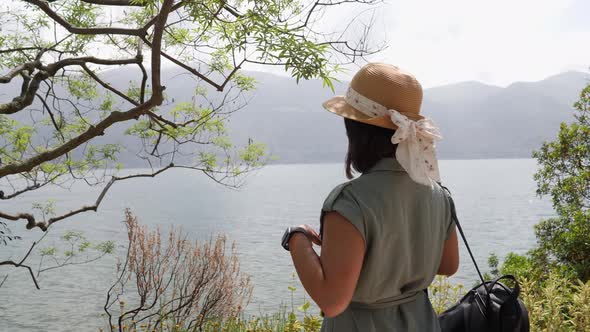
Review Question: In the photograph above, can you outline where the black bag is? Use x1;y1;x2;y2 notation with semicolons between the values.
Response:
437;187;530;332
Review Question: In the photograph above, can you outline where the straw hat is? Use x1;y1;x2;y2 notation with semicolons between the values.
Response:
322;63;424;130
322;63;444;186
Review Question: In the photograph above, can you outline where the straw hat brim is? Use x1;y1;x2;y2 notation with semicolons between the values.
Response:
322;96;424;130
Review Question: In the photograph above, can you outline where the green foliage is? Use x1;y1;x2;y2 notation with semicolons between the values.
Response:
32;200;56;222
0;0;353;190
433;274;590;331
530;83;590;281
37;229;115;275
67;74;99;101
61;1;99;51
497;252;535;278
199;152;218;171
40;246;57;256
181;0;341;86
126;81;143;101
62;230;85;242
125;120;157;139
95;240;115;254
492;82;590;283
519;273;590;331
10;125;34;154
63;1;99;28
104;274;589;332
483;252;500;280
534;84;590;212
428;276;465;314
479;82;590;330
239;142;267;167
104;282;323;332
233;73;257;91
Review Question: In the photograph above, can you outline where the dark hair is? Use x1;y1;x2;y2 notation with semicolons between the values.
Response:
344;118;397;179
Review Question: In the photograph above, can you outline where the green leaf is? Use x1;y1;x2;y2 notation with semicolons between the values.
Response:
298;301;310;312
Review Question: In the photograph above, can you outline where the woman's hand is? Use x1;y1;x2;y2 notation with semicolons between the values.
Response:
299;224;322;246
289;213;365;318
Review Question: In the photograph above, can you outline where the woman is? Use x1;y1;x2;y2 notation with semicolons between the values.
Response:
280;63;459;331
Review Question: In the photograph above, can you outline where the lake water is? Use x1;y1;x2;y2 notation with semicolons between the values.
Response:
0;159;555;331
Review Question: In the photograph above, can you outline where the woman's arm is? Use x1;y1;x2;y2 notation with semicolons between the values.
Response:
437;226;459;276
289;211;365;318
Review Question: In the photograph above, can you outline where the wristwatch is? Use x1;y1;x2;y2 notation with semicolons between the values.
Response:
281;226;308;251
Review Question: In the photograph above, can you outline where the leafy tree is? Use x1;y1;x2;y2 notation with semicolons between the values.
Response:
531;82;590;280
497;82;590;281
0;0;380;287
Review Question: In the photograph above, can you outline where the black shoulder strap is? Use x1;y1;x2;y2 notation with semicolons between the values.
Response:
439;184;490;296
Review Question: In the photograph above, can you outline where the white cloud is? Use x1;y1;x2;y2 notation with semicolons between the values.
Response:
358;0;590;87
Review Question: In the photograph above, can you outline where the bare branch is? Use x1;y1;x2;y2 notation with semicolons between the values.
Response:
81;64;139;106
1;164;175;230
146;111;178;128
0;237;41;290
36;92;66;141
0;173;60;200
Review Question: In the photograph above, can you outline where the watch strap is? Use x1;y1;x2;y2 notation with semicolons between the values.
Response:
282;226;308;251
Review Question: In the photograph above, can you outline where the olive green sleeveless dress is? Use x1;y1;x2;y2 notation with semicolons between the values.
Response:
319;158;454;332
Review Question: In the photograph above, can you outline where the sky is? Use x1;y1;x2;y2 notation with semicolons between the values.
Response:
2;0;589;88
320;0;590;88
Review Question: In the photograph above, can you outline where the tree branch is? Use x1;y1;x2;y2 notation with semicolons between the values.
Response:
1;56;139;115
43;164;176;228
23;0;147;36
0;61;39;84
0;237;41;290
0;47;43;55
0;173;60;200
140;34;223;90
0;71;47;115
75;0;145;6
0;164;175;230
148;0;175;104
81;64;139;106
0;101;154;179
0;211;36;229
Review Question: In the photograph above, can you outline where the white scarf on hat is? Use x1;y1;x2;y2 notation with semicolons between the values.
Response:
345;87;443;186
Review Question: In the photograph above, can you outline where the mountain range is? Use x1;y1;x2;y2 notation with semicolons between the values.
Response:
223;70;589;162
2;66;589;164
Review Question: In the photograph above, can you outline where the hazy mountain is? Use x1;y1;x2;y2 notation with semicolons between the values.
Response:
224;70;589;162
1;67;588;164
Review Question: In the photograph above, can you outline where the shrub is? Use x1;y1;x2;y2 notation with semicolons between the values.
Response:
519;273;590;331
428;276;466;314
103;210;252;332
